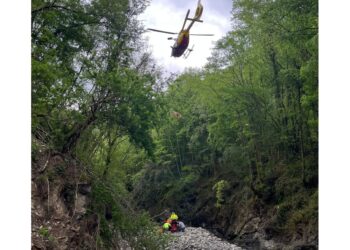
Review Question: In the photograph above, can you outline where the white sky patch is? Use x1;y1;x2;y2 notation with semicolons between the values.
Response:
139;0;232;75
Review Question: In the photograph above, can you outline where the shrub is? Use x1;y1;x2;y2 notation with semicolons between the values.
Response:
212;180;229;208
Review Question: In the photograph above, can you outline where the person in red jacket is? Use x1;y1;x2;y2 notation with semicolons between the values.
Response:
168;212;179;232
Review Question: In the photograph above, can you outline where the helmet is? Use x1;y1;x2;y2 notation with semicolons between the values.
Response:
170;212;178;220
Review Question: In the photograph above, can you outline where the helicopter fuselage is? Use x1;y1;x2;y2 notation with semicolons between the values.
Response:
148;1;210;58
171;30;190;57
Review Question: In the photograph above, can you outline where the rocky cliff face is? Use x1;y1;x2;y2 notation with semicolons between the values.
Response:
31;147;98;250
185;181;318;250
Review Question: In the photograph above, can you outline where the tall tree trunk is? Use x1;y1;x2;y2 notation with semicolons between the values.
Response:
62;93;106;154
62;114;96;154
268;47;288;159
250;160;258;188
102;132;118;179
296;78;306;184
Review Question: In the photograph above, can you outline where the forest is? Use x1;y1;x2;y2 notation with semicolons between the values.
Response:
31;0;318;249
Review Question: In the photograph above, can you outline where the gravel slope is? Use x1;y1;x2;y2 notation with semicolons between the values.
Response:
166;227;244;250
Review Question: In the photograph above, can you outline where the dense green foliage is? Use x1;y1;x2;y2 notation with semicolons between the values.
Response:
32;0;318;247
134;0;318;241
32;0;166;248
32;0;157;154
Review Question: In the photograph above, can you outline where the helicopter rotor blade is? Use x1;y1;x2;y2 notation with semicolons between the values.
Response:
190;33;214;36
147;28;178;35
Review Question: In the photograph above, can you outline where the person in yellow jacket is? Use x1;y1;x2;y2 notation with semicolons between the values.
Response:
163;221;171;231
169;212;178;221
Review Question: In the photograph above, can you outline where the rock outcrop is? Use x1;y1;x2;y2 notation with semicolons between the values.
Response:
31;149;98;250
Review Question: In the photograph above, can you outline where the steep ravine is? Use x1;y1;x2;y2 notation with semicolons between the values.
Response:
138;174;318;250
185;180;318;250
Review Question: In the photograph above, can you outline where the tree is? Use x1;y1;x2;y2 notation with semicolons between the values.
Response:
32;0;155;155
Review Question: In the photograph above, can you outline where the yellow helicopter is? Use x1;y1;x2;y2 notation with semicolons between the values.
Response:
147;0;214;58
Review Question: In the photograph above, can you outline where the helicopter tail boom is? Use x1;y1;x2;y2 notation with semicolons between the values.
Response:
194;0;203;20
181;9;191;31
184;0;204;31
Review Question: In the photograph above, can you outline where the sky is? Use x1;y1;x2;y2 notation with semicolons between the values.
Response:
138;0;233;75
